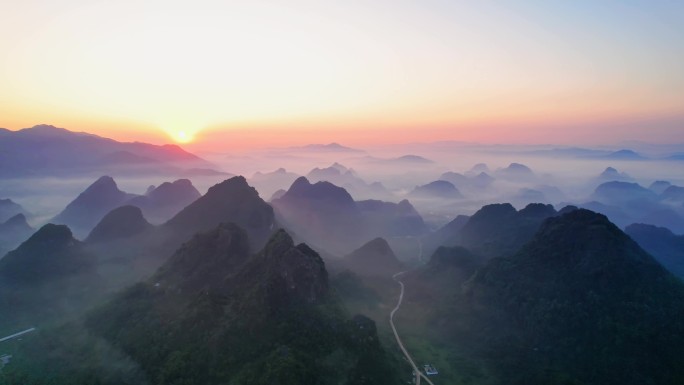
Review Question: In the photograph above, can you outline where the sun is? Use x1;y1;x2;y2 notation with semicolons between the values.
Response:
171;130;194;144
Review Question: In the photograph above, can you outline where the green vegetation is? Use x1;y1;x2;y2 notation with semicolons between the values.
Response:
0;225;401;385
399;209;684;385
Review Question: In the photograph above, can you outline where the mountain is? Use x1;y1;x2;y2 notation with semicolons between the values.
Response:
458;203;557;258
467;163;490;175
409;180;463;199
343;237;403;277
0;213;34;257
438;171;468;186
649;180;671;194
0;224;94;283
626;223;684;278
270;189;287;201
273;177;427;254
665;152;684;161
0;198;28;223
356;199;428;236
596;166;633;183
126;179;201;223
291;142;365;153
439;171;494;191
0;124;212;177
460;209;684;384
457;203;557;258
307;164;353;182
495;162;535;181
577;200;633;228
51;176;136;237
85;205;152;243
604;149;645;160
359;154;434;166
638;208;684;234
592;181;658;204
0;224;102;331
249;168;301;199
272;177;363;254
85;226;401;384
392;154;434;164
164;176;275;249
511;188;547;204
422;214;470;257
661;185;684;203
305;163;388;199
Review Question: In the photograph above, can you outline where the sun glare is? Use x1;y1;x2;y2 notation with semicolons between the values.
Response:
172;130;194;144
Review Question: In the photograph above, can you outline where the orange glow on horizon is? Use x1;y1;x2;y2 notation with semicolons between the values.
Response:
1;1;683;151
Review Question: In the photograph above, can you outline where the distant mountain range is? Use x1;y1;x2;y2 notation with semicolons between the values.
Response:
0;124;219;177
0;198;29;223
0;214;33;258
358;154;434;165
50;176;203;237
287;142;365;153
272;177;427;254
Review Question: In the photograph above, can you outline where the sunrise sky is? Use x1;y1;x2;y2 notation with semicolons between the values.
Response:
1;0;683;151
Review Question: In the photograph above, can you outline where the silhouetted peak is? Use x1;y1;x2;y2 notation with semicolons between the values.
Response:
155;223;251;290
661;185;684;200
164;176;273;249
501;163;533;175
3;213;29;227
509;162;528;169
250;229;328;305
270;189;287;201
86;176;119;193
22;124;72;136
288;176;312;193
205;176;254;197
344;236;402;276
470;163;490;173
283;177;354;204
262;229;296;257
172;178;193;188
410;180;463;198
471;203;517;221
148;179;199;200
625;223;676;238
557;205;579;215
86;205;151;243
23;224;75;248
529;209;657;266
356;237;392;256
607;149;643;159
519;203;556;218
649;180;671;194
331;162;348;171
594;181;656;201
395;154;433;163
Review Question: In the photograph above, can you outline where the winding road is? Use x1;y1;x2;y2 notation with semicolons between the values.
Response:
389;239;436;385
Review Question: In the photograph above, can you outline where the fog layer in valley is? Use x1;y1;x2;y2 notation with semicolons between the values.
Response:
2;127;684;385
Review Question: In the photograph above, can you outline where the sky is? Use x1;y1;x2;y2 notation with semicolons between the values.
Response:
1;0;683;151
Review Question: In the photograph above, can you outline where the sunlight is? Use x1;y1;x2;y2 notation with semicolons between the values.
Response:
171;130;194;144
